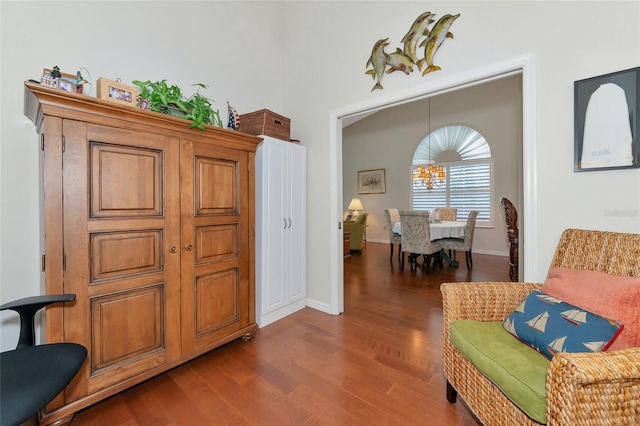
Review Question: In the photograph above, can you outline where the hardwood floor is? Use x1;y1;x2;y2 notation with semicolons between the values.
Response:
72;243;510;425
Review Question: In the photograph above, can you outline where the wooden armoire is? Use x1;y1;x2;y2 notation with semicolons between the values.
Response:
24;82;261;425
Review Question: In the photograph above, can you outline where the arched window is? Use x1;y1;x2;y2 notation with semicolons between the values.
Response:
411;125;494;225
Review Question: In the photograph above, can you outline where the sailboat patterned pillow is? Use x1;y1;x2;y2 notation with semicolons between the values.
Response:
502;290;624;360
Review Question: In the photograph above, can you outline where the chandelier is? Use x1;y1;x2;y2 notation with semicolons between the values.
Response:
413;164;446;190
413;98;445;190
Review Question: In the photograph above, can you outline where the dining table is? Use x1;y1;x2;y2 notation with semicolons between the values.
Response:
393;220;466;266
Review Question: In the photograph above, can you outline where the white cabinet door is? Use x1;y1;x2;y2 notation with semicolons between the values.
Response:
259;140;287;314
256;136;306;327
286;143;306;303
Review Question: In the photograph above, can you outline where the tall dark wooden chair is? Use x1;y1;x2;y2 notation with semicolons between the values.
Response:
500;197;519;281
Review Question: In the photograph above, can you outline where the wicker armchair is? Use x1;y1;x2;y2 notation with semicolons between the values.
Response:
441;229;640;425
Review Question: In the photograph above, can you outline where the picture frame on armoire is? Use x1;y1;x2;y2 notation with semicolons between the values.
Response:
574;66;639;172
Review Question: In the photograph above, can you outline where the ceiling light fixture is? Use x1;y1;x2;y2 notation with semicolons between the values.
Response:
413;98;446;190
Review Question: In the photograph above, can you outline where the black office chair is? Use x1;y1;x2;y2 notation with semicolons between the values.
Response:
0;294;87;426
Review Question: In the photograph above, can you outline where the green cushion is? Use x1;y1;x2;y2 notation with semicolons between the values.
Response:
450;320;550;424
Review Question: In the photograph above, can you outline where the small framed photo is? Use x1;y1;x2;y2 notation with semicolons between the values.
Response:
574;66;639;172
41;67;80;92
58;79;77;93
358;168;386;194
346;214;353;221
97;77;139;107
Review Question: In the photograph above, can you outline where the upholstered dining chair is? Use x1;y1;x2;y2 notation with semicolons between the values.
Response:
437;210;479;269
500;197;519;281
384;208;402;259
0;294;87;426
434;208;457;221
399;210;442;274
435;208;458;257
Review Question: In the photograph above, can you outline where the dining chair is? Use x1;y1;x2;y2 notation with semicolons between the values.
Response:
437;210;479;269
0;294;87;426
434;208;457;221
435;208;458;258
399;210;442;274
384;208;402;260
500;197;519;281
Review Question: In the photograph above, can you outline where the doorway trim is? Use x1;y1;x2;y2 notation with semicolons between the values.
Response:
329;54;536;314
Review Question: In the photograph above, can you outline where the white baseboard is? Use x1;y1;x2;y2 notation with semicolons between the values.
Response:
474;249;508;257
304;298;333;315
257;299;306;328
366;238;388;244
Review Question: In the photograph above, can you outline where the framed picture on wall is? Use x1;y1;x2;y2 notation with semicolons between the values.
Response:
574;66;639;172
358;168;386;194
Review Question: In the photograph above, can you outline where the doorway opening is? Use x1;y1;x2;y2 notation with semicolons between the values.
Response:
330;55;536;314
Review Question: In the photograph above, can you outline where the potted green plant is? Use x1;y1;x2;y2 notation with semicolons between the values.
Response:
184;83;223;130
132;79;222;130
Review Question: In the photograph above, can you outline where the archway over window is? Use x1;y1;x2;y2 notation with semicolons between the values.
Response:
411;125;493;225
412;125;491;164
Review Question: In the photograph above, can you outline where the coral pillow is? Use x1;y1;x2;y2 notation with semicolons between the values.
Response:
542;267;640;351
503;290;623;360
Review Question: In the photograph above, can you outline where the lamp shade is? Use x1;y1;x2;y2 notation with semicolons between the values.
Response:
348;198;364;212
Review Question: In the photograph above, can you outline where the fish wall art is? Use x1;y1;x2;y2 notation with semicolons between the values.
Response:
365;11;460;92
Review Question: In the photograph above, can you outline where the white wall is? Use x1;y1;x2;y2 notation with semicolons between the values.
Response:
342;75;522;256
2;1;639;350
0;1;286;350
282;1;639;311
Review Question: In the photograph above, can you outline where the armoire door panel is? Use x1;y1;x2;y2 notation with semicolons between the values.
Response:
90;230;162;282
181;140;251;353
195;269;240;335
90;142;162;217
90;286;164;372
195;156;238;214
195;224;239;264
62;120;181;402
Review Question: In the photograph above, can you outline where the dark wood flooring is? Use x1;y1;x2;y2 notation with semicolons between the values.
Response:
72;243;509;425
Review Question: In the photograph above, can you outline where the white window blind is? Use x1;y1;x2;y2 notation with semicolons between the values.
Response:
411;158;493;224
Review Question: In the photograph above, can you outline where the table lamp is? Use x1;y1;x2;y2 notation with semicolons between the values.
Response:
348;198;364;216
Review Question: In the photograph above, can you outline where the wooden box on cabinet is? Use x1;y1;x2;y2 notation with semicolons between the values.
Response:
24;82;261;425
240;109;291;141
